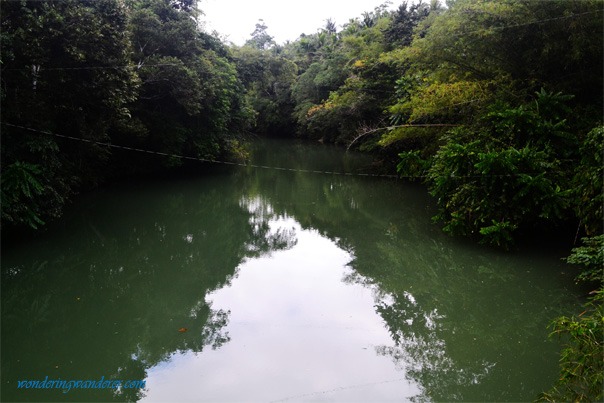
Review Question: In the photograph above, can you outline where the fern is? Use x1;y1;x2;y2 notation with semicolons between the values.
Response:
1;162;46;228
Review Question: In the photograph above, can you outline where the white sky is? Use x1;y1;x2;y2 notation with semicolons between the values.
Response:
199;0;398;45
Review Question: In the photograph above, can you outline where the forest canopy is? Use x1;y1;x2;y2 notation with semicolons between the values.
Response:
1;0;253;229
2;0;601;245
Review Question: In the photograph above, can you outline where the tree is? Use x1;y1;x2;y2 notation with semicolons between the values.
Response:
1;0;138;227
233;45;297;135
384;1;431;48
572;126;604;237
120;0;252;166
324;18;337;35
288;2;433;145
0;0;253;229
388;0;602;247
246;19;275;50
398;0;602;98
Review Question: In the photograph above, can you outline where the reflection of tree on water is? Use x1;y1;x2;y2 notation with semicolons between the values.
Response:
238;147;497;400
373;293;495;402
2;140;581;402
240;195;298;257
341;235;579;401
1;177;298;402
238;141;579;402
110;308;231;402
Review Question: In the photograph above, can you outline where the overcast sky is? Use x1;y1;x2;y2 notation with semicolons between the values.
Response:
199;0;399;45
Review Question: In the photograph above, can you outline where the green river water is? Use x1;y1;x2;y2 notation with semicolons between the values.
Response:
1;139;582;402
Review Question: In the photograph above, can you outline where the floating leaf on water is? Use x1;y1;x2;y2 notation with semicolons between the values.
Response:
178;327;188;333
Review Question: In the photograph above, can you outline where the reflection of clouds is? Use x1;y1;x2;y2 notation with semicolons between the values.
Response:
338;224;576;401
125;304;232;366
153;228;423;402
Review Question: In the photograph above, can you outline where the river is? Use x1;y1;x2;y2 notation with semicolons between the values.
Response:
1;138;582;402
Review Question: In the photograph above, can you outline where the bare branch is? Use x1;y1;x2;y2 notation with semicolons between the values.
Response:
347;123;459;150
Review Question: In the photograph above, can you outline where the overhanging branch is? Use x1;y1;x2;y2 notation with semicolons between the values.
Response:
347;123;460;150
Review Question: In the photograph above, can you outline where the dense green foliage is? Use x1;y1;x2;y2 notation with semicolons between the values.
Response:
235;0;604;250
539;235;603;402
1;0;252;229
222;0;602;265
387;0;603;248
426;91;577;248
231;43;297;136
228;0;602;249
3;2;600;238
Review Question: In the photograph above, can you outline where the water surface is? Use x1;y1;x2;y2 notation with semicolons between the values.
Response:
1;139;581;402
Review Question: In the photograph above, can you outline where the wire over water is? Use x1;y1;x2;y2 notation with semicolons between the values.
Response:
2;122;555;180
2;122;401;179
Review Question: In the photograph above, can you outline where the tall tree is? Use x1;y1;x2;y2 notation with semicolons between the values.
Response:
246;20;275;50
117;0;252;166
233;45;297;136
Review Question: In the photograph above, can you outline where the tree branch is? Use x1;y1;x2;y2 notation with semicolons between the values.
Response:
347;123;460;150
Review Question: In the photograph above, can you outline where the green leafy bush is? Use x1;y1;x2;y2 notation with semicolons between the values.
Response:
1;162;45;229
566;235;604;288
539;235;604;402
572;126;604;236
426;91;575;248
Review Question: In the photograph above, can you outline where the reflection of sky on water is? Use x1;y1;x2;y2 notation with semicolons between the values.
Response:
143;212;421;402
2;139;580;402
